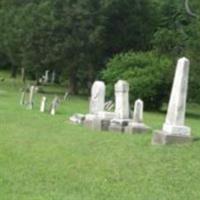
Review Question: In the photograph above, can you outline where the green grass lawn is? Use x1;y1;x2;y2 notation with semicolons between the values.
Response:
0;71;200;200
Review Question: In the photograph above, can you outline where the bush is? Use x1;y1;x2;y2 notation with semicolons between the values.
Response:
102;51;172;110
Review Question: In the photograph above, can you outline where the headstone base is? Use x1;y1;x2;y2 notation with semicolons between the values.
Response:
93;118;111;131
125;123;150;134
70;114;85;125
152;130;192;145
109;119;129;133
84;114;96;129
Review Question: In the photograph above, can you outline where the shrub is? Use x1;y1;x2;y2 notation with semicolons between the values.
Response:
102;51;172;110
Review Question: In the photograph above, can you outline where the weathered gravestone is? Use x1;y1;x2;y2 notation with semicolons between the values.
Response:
109;80;130;133
125;99;150;134
50;96;60;115
152;57;192;145
84;81;106;127
20;91;26;106
40;96;47;113
27;86;35;110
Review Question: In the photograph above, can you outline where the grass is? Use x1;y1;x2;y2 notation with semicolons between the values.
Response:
0;71;200;200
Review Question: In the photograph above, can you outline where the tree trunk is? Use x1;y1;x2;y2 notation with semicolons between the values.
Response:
68;68;78;95
11;65;17;78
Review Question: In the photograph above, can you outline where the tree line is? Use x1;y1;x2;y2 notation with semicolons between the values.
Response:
0;0;199;102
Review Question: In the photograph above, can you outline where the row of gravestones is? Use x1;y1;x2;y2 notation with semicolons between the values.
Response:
38;70;56;84
70;57;192;145
20;86;61;115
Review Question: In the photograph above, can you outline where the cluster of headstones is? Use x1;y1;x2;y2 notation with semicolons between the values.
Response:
39;70;56;84
70;57;192;145
20;85;60;115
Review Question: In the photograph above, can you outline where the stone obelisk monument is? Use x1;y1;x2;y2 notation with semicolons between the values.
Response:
152;57;192;144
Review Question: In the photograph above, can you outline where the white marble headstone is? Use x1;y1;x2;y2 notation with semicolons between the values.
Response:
40;96;47;112
114;80;130;119
89;81;105;114
133;99;143;123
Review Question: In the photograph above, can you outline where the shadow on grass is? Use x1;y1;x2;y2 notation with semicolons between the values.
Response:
193;137;200;143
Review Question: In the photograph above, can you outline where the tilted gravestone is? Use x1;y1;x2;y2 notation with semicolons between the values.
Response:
152;57;192;145
20;91;26;106
40;96;47;113
109;80;130;133
50;96;60;115
125;99;150;134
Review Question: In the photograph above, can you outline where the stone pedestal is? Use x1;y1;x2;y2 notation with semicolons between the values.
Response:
152;130;192;145
92;111;116;131
125;122;150;134
109;119;130;133
84;114;96;129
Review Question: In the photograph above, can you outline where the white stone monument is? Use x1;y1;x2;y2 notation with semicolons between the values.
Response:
125;99;150;134
40;96;47;113
152;57;192;144
90;81;105;114
84;81;106;127
27;86;35;110
109;80;130;133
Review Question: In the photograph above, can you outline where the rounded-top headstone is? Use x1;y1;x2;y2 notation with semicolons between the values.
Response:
133;99;143;123
90;81;105;114
115;80;129;92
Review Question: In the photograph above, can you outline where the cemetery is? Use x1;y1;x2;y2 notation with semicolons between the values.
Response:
0;0;200;199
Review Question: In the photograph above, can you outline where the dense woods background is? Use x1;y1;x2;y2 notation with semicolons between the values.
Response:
0;0;199;109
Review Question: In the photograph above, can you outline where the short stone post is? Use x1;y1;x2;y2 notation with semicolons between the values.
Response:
44;70;49;83
20;91;26;105
50;96;60;115
27;86;35;109
109;80;130;133
125;99;150;134
40;96;47;113
152;57;192;145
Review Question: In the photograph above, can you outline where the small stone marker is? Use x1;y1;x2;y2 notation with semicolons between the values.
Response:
50;96;60;115
63;92;69;101
152;57;192;145
40;96;47;112
20;91;26;105
125;99;150;134
27;86;35;110
44;70;49;83
109;80;130;133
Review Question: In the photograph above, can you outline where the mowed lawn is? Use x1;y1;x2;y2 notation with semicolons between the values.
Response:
0;72;200;200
